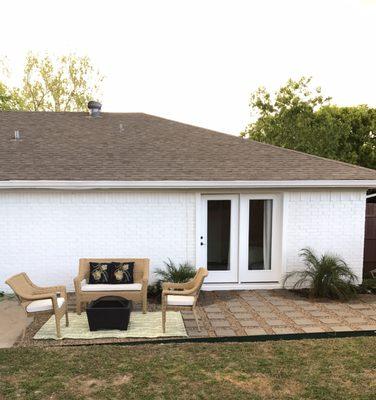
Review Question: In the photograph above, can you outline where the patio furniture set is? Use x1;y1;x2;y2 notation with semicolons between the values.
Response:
5;258;208;338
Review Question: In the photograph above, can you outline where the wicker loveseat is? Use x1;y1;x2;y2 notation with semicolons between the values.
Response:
74;258;149;314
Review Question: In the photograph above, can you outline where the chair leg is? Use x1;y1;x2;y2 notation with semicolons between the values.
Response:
143;291;147;314
55;315;61;338
193;308;201;332
76;301;81;315
21;313;32;341
21;325;26;341
162;308;166;333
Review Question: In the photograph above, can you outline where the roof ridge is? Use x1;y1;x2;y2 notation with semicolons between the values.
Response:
150;113;376;174
143;114;375;174
137;113;245;141
249;139;376;174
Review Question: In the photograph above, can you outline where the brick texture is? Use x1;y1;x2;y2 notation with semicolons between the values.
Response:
0;188;367;292
284;189;366;282
0;190;196;291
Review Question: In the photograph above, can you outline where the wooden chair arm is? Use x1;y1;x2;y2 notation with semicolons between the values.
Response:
73;276;85;293
75;269;87;281
21;292;57;302
162;287;196;296
142;266;149;285
162;282;187;290
35;285;66;294
35;285;67;301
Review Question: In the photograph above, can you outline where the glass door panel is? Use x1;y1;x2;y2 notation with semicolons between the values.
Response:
207;200;231;271
201;195;238;283
239;194;281;282
248;199;272;271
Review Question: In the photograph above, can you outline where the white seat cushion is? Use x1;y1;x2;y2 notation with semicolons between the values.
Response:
26;297;65;313
81;283;142;292
167;295;195;306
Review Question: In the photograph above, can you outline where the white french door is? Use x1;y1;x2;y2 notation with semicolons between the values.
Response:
238;194;282;282
200;195;239;283
199;193;282;284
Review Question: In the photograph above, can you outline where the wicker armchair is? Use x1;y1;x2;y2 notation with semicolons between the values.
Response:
161;267;208;333
5;273;68;338
74;258;149;315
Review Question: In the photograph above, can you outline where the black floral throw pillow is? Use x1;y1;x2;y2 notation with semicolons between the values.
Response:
89;262;111;284
110;262;135;284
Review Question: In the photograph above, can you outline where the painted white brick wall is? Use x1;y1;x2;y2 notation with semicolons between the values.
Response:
0;190;196;291
0;188;367;292
284;190;367;283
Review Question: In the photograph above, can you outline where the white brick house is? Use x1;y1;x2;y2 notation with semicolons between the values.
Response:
0;111;375;291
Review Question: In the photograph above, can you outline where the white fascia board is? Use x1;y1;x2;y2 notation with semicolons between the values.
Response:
0;180;375;189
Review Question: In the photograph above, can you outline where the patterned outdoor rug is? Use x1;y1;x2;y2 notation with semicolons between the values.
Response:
34;311;187;340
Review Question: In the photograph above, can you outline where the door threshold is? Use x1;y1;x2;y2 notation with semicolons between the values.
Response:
202;282;282;291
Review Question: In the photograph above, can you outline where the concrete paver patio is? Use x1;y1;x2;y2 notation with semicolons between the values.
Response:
184;290;376;338
6;289;376;346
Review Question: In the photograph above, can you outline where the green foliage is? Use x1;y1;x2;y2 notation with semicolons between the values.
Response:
0;53;103;111
283;248;358;300
154;258;196;284
242;77;376;169
0;82;22;111
357;278;376;294
147;283;162;297
148;259;196;299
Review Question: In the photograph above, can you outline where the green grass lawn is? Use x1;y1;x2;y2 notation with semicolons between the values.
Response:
0;337;375;400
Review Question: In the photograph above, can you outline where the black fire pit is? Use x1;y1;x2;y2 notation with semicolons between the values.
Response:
86;296;131;331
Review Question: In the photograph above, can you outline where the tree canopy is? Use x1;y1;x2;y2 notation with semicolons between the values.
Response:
0;53;103;112
242;77;376;170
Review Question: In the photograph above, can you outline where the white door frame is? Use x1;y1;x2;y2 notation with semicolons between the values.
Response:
197;192;283;286
238;193;283;282
199;194;239;283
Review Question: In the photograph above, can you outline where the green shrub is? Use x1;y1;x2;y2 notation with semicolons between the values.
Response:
147;282;162;299
147;259;197;300
357;278;376;294
283;248;358;300
155;259;196;284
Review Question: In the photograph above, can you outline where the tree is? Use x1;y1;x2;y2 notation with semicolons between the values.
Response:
0;82;18;110
242;77;376;170
0;53;103;112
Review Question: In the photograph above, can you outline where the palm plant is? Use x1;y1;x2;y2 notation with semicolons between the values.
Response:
155;259;196;284
283;248;358;300
148;259;197;299
358;277;376;294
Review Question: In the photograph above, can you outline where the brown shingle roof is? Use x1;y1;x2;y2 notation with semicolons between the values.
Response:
0;111;375;181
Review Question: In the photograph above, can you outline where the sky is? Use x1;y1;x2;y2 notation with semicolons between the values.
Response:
1;0;376;134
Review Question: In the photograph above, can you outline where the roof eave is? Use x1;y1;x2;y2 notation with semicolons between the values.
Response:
0;180;375;189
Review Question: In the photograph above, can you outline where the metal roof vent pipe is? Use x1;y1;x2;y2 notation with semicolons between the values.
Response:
11;130;22;141
87;101;102;117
